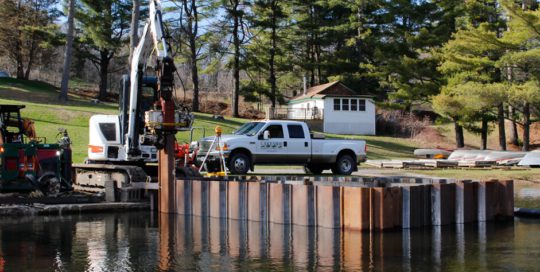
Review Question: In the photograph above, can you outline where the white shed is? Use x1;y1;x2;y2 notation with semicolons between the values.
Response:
287;81;376;135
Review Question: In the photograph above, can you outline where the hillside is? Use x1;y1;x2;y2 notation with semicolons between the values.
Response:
0;78;422;163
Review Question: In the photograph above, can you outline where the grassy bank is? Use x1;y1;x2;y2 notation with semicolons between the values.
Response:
1;78;423;163
409;168;540;181
3;78;539;185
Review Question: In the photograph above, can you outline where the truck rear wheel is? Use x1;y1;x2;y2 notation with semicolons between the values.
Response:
228;153;250;175
304;164;323;175
332;155;355;175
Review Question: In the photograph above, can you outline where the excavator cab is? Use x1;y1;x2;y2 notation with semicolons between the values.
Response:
0;105;72;195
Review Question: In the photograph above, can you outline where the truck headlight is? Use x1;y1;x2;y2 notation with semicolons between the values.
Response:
216;143;228;151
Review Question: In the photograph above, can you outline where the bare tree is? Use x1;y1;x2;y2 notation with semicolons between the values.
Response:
59;0;76;102
128;0;140;64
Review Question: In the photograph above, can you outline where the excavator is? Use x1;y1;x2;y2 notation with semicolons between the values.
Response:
73;0;196;199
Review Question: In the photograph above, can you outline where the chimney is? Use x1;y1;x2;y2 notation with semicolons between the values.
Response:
303;75;307;95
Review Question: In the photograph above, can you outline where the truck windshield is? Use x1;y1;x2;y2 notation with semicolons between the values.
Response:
234;122;265;136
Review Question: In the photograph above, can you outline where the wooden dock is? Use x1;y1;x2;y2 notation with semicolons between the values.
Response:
161;177;514;231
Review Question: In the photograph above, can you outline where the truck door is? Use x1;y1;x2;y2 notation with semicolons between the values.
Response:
256;124;287;163
286;124;311;163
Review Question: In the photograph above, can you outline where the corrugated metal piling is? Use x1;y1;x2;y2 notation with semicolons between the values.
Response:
161;176;514;231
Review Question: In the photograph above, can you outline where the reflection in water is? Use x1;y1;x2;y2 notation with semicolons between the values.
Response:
0;212;539;271
515;181;540;209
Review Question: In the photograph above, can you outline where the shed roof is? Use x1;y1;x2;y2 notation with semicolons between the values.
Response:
289;81;372;103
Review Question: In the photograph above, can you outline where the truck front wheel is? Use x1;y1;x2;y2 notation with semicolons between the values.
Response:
228;153;251;175
332;155;355;175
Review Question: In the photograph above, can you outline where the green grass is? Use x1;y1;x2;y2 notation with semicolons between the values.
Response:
176;112;249;143
409;168;540;181
68;77;98;90
0;78;257;163
3;77;540;184
0;77;58;94
0;78;118;162
0;78;423;164
323;133;417;160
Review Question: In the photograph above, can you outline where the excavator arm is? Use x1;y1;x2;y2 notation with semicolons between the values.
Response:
126;0;193;159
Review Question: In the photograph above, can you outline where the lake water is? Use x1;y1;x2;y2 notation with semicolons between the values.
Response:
2;180;540;271
1;211;540;272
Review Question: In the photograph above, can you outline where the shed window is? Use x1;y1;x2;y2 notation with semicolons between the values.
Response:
359;99;366;111
351;99;358;111
342;99;349;111
333;99;340;111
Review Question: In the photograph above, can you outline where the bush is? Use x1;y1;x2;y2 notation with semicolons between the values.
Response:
376;110;431;138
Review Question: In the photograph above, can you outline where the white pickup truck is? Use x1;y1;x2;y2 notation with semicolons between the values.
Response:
196;120;367;175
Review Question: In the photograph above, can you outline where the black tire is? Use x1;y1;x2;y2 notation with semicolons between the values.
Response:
228;153;251;175
43;177;61;196
304;164;323;175
331;155;355;175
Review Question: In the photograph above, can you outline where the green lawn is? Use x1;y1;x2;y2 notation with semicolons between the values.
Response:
323;133;417;160
1;78;539;182
409;168;540;181
0;77;427;164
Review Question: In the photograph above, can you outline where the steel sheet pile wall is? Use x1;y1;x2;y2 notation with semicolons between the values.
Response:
168;178;514;231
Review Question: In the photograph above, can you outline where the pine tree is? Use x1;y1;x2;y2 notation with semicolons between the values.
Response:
498;0;540;151
76;0;131;100
0;0;61;80
435;1;508;149
246;0;288;109
220;0;250;117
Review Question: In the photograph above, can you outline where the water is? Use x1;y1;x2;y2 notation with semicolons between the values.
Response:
1;212;540;272
2;180;540;272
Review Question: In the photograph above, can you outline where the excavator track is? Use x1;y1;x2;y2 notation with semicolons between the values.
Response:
73;163;151;201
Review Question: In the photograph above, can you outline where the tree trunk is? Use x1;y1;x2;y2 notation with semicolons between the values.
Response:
454;120;464;148
269;1;277;108
128;0;140;65
16;24;24;79
308;4;315;86
23;38;37;80
98;50;109;100
315;43;321;84
509;105;519;146
190;47;199;112
481;116;488;150
189;0;199;112
16;60;24;79
523;102;530;151
231;0;240;117
497;103;506;150
59;0;75;102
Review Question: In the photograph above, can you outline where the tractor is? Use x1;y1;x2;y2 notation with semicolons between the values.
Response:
0;105;72;196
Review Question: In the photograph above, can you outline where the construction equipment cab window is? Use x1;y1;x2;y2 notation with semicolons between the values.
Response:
99;123;116;142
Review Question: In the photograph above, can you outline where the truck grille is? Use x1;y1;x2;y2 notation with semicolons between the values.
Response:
198;140;213;152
